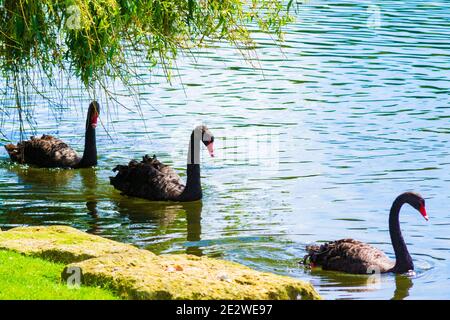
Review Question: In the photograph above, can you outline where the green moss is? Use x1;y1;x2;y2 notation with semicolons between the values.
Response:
0;250;119;300
0;225;143;264
67;251;321;300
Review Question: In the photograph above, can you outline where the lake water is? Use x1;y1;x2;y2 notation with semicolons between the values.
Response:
0;0;449;299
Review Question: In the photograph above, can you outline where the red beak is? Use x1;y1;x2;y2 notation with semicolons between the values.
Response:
91;114;98;129
206;142;214;157
419;205;428;221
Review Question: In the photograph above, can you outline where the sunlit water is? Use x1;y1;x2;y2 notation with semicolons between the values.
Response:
1;1;449;299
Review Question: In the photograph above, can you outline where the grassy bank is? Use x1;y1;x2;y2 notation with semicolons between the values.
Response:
0;250;119;300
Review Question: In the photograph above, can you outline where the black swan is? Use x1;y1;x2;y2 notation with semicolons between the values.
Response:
303;192;428;274
110;125;214;202
4;101;100;168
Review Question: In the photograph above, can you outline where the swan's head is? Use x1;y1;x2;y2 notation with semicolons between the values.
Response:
403;192;428;221
195;125;215;157
88;101;100;129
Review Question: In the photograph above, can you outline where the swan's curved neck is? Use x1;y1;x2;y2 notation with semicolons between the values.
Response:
78;118;97;168
179;130;202;201
389;196;414;273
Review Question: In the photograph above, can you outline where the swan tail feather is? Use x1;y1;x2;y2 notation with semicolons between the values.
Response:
6;135;79;167
110;156;184;201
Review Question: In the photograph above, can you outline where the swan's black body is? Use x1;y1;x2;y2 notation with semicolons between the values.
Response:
110;126;214;202
5;101;100;168
304;192;428;274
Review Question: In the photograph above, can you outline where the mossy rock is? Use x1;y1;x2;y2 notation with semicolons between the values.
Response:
0;225;143;263
64;251;320;300
0;226;321;300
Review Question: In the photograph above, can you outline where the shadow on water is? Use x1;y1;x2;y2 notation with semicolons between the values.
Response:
113;198;204;255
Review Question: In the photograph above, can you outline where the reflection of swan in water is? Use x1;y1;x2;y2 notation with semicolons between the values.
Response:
11;166;99;215
7;164;98;213
114;199;183;227
391;275;413;300
114;199;203;255
79;168;101;235
79;168;98;216
308;268;382;291
1;164;99;228
184;201;203;256
8;164;76;186
305;266;413;298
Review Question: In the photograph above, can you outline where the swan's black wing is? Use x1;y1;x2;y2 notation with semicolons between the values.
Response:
305;239;394;274
110;155;185;201
5;135;80;168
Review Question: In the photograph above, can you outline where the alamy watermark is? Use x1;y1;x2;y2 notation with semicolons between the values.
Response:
168;126;280;171
65;266;81;289
367;5;382;30
367;265;382;289
295;0;383;31
66;5;82;30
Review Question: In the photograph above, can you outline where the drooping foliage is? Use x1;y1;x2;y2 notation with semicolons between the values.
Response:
1;0;293;84
0;0;294;135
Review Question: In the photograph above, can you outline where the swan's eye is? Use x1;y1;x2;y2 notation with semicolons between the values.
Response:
202;134;215;157
202;131;214;144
